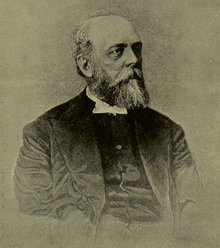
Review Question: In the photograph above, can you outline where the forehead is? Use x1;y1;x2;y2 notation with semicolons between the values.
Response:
88;16;140;52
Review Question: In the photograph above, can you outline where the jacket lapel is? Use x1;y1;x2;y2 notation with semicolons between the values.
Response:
132;109;171;209
51;90;105;225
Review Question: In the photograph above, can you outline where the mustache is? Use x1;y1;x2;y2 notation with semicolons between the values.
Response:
109;67;143;87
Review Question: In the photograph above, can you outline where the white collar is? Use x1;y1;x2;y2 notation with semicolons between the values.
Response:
86;87;127;115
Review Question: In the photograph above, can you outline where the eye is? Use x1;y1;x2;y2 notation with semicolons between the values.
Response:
132;43;142;58
108;47;124;58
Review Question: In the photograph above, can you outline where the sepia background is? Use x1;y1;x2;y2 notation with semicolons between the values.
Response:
1;0;220;247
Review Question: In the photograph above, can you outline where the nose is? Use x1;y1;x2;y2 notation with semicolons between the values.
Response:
124;46;138;67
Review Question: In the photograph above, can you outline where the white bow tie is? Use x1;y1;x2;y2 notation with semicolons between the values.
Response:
93;103;127;115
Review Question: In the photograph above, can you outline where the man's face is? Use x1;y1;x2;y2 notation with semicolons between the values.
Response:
87;16;149;109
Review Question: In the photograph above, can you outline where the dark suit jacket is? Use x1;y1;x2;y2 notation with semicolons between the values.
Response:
14;89;200;229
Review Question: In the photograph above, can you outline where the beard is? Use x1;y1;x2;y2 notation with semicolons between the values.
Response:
88;64;149;109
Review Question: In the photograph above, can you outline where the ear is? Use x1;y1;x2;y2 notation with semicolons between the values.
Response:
76;55;93;78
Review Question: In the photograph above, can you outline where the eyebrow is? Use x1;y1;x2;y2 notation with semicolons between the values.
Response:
106;41;142;53
132;41;143;48
106;43;127;52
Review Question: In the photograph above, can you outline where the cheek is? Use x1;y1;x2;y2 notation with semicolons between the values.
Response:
102;59;125;80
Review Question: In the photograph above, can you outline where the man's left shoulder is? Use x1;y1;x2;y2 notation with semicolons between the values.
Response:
134;107;181;130
133;107;189;149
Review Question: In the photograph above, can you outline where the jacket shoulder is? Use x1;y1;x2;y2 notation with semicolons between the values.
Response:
23;89;93;137
134;107;186;143
24;90;85;127
40;93;84;121
137;107;181;129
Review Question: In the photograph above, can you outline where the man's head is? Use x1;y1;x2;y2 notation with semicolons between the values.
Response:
72;15;149;109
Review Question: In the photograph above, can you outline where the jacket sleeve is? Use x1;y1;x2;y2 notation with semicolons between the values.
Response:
14;118;102;221
170;124;202;212
14;119;54;216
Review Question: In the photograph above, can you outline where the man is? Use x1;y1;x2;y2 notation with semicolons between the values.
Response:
14;15;201;234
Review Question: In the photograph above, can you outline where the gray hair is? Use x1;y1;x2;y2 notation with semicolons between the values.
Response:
71;22;93;78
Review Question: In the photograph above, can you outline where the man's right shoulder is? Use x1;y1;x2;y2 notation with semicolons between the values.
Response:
23;91;87;137
41;92;85;121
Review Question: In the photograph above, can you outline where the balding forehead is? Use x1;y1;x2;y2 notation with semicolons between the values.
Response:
86;15;140;51
88;15;135;29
